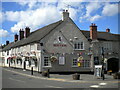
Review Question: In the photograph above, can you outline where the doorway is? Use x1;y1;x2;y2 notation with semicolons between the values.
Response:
107;58;119;73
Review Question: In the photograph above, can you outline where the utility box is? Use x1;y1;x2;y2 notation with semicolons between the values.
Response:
94;65;102;77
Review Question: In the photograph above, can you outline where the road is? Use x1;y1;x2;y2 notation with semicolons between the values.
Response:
2;67;120;89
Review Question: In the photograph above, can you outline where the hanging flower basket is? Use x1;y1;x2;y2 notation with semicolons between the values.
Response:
32;56;37;60
16;56;22;60
77;56;83;62
50;56;57;62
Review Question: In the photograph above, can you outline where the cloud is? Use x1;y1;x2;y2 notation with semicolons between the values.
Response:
79;2;103;22
3;1;119;33
89;14;102;22
5;11;20;22
10;6;61;33
0;29;9;37
0;12;5;24
85;2;102;17
5;1;82;33
102;3;118;16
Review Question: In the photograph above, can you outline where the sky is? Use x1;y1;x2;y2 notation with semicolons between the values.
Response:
0;0;120;45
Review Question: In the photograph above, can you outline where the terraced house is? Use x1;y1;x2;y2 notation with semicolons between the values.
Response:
1;10;120;73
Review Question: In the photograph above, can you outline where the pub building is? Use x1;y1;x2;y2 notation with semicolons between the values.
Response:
1;10;120;73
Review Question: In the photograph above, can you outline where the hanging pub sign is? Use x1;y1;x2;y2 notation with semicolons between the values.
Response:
77;56;83;62
50;56;57;62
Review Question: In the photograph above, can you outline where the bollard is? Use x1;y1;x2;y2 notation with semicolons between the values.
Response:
47;69;50;78
31;67;33;75
102;70;105;80
24;61;26;70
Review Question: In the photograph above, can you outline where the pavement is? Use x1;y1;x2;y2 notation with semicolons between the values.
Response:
2;67;120;88
2;67;120;82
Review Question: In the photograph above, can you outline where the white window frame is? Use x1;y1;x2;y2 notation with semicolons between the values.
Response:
30;44;34;51
72;58;78;67
74;41;84;50
18;47;20;52
59;56;65;65
43;56;51;67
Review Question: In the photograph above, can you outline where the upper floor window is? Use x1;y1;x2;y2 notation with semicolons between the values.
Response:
74;42;84;50
103;42;112;51
18;47;20;52
30;44;34;51
37;44;40;50
7;51;9;55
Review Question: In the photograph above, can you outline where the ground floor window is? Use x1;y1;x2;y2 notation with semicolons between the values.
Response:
82;60;90;67
17;59;22;65
59;56;65;65
72;59;90;67
43;57;51;67
72;59;78;67
7;59;9;64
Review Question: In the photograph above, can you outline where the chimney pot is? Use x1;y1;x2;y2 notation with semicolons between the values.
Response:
6;41;9;45
19;29;24;40
62;9;69;21
14;34;18;42
106;28;110;33
25;27;30;38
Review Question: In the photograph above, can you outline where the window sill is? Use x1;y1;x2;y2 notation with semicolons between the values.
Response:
42;66;51;68
74;49;85;50
72;66;78;67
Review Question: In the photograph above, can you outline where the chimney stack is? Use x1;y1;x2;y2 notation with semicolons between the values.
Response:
25;27;30;38
90;23;97;40
14;34;18;42
62;10;69;21
106;28;110;33
6;41;9;45
19;29;24;40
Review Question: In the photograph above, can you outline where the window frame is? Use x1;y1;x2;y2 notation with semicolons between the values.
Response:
43;56;51;67
74;41;84;50
30;44;34;51
72;58;78;67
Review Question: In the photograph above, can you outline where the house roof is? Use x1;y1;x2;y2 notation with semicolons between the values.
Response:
2;17;120;51
81;30;120;41
3;20;63;51
2;42;15;51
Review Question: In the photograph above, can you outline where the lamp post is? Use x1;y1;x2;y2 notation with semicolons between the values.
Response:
101;47;105;80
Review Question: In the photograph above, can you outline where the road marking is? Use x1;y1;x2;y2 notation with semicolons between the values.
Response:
47;78;66;81
99;83;107;86
46;85;62;88
9;77;25;83
90;85;100;88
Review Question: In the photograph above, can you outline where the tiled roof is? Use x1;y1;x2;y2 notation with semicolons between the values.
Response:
81;30;120;41
2;18;120;51
2;42;14;51
3;20;63;50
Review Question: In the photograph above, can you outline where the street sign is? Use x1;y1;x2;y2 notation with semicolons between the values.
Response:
94;65;102;77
